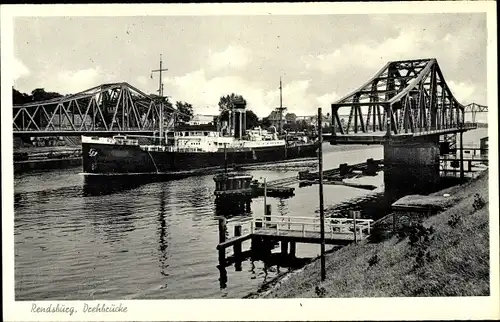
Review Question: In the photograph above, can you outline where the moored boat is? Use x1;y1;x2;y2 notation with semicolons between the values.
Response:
81;123;319;175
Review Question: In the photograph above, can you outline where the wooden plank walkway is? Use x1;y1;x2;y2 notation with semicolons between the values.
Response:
217;215;373;250
252;228;367;245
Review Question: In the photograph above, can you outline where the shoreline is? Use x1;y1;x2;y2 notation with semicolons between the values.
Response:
245;170;489;298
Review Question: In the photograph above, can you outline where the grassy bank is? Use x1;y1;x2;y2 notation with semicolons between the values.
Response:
259;171;489;298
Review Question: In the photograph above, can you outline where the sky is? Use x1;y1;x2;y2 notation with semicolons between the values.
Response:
12;13;487;120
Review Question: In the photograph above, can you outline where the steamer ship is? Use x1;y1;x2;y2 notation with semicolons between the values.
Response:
81;124;318;174
81;58;319;175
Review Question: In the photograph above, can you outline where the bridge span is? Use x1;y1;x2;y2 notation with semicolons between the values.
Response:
13;82;175;137
328;58;488;195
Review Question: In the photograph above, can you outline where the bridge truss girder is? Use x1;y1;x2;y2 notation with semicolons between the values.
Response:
464;103;488;123
13;82;175;135
331;58;470;137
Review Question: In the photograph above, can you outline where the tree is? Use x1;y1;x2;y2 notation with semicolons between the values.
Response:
13;88;63;105
245;110;259;129
31;88;63;102
217;93;247;127
12;88;32;105
218;93;247;114
260;117;272;129
175;101;194;124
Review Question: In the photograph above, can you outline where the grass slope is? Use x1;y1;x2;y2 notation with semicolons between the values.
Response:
263;171;490;298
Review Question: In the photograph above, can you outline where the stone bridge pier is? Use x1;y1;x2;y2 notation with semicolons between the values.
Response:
383;135;441;199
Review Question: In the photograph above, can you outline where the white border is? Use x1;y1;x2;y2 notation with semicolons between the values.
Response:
2;2;499;321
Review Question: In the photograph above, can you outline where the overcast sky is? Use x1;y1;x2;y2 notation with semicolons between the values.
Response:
13;13;487;119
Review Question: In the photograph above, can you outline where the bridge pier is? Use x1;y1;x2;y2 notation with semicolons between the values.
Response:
384;135;441;198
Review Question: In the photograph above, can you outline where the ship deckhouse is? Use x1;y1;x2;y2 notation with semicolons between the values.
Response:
165;124;285;153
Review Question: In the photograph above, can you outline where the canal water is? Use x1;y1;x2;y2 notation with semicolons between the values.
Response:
13;129;487;300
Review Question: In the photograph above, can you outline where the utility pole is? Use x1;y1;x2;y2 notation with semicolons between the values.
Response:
318;107;326;281
151;54;168;144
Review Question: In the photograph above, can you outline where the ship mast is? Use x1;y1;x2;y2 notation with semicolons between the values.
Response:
151;54;168;144
276;77;287;134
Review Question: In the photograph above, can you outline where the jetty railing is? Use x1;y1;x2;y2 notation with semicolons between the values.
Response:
251;215;373;239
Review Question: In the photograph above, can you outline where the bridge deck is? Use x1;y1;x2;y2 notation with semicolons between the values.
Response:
326;125;477;144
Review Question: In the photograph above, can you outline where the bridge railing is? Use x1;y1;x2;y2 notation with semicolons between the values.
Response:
251;215;373;238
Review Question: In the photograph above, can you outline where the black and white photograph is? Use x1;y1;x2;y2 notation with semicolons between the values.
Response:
1;2;498;321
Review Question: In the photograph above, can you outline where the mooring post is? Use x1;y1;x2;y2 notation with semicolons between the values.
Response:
234;225;242;271
218;218;227;263
233;225;242;256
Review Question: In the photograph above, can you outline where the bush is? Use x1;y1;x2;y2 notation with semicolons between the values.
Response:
448;213;461;227
368;254;379;268
315;286;326;298
473;193;486;211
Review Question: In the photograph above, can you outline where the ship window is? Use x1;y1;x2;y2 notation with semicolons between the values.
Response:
185;132;189;136
204;132;209;136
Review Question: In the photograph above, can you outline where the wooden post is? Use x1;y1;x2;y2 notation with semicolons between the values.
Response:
218;218;227;263
234;225;242;272
289;242;296;257
233;225;242;257
224;143;228;174
351;210;358;244
265;204;272;226
263;177;267;215
318;107;326;282
459;132;464;180
251;236;261;255
392;213;396;235
281;241;288;256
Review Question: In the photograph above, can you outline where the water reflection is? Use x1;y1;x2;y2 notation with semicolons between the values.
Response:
214;197;252;218
83;175;153;196
157;189;169;277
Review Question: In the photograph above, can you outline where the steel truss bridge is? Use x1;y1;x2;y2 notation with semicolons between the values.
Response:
13;82;176;137
464;102;488;123
328;58;485;144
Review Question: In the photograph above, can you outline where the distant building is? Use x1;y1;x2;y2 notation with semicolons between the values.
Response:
285;113;297;123
188;114;217;125
296;114;331;128
267;110;286;129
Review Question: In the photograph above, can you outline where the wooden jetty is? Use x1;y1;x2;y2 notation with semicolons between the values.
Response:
216;206;373;263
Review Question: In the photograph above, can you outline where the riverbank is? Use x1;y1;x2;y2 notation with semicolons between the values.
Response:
250;170;489;298
14;147;83;173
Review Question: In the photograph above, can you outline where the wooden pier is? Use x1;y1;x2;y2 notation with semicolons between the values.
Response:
216;208;373;263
